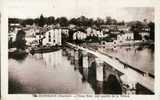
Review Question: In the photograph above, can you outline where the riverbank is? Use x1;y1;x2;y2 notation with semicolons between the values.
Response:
79;40;154;50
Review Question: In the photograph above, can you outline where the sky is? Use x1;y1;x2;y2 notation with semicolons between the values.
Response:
7;0;154;22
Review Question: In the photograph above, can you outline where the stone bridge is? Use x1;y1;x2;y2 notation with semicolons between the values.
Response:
63;42;154;94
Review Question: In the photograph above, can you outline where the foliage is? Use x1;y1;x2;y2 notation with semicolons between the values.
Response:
85;36;100;43
39;14;45;27
9;15;123;28
15;30;26;50
148;22;154;41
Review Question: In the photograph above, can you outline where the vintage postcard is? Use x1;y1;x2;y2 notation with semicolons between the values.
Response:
1;0;160;100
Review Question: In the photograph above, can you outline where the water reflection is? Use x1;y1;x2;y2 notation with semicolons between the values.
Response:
9;49;94;94
9;46;153;94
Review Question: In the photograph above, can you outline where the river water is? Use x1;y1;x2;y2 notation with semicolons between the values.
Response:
9;49;96;94
9;46;154;94
98;46;154;75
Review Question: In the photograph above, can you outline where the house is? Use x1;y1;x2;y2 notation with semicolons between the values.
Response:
42;29;62;46
117;25;130;32
86;27;96;36
96;30;103;38
73;31;87;40
86;27;92;35
91;29;98;37
141;25;150;32
61;28;69;36
86;27;104;38
35;32;44;46
8;31;16;42
139;32;150;41
8;25;22;43
117;31;134;43
9;23;21;32
69;24;76;29
100;25;110;33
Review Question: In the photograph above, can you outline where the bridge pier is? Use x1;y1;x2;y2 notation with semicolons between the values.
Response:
88;53;95;68
66;48;71;60
82;68;89;81
126;82;136;94
95;58;104;82
82;51;89;80
121;75;136;94
74;49;79;69
74;49;79;61
95;58;104;94
70;49;75;64
62;48;67;56
82;51;89;68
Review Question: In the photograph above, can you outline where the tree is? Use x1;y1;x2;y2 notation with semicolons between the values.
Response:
39;14;45;27
106;16;112;25
148;22;154;41
46;16;55;25
69;18;78;25
9;18;22;24
134;33;142;40
130;21;143;33
130;21;143;40
34;18;40;25
87;18;94;26
21;18;34;26
95;17;104;28
8;37;13;49
58;17;68;27
15;30;26;50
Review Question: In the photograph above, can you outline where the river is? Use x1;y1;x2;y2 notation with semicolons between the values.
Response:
9;45;154;94
97;46;154;75
9;49;96;94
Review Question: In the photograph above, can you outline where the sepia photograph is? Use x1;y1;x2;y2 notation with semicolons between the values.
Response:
0;12;1;98
8;0;155;95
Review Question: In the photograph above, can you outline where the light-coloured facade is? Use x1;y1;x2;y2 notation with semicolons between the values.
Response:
61;28;69;36
42;29;62;46
73;31;87;40
118;25;130;32
117;32;134;43
8;32;16;42
86;27;104;38
139;32;150;41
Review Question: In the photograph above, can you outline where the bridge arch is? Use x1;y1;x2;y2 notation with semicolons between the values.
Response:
103;74;122;94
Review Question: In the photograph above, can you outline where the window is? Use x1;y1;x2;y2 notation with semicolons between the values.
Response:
49;38;51;42
49;32;51;38
48;32;51;42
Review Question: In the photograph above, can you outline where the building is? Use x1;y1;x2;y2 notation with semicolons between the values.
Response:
35;32;44;45
117;31;134;43
42;29;62;46
110;30;120;34
118;25;130;32
61;28;69;36
86;27;104;38
141;25;150;32
73;31;87;40
86;27;92;35
96;30;103;38
139;32;150;41
8;31;17;42
9;23;21;33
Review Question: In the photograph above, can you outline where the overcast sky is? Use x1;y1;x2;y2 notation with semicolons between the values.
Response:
7;0;154;22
